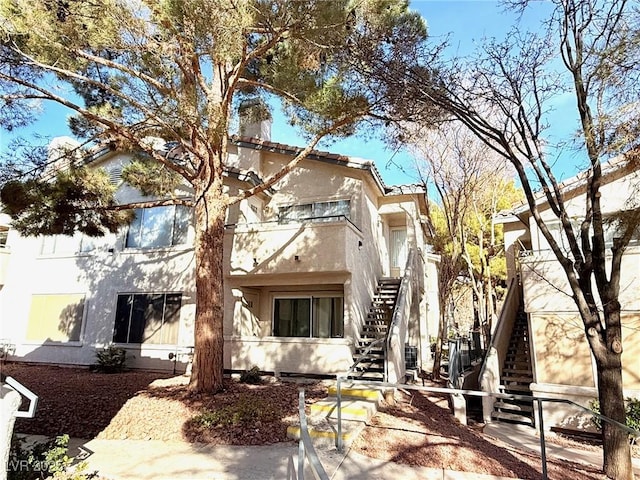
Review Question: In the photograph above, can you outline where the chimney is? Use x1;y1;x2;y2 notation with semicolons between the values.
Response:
238;99;272;141
45;136;82;176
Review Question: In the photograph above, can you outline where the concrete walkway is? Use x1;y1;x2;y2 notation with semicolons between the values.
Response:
20;422;638;479
60;437;517;480
484;422;640;477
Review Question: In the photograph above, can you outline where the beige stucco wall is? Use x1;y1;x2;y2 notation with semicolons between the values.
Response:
2;146;435;375
529;311;640;431
521;246;640;313
530;313;595;387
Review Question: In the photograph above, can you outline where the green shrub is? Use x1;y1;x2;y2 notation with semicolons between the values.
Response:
8;434;97;480
239;366;262;384
590;397;640;439
94;345;126;373
193;395;280;428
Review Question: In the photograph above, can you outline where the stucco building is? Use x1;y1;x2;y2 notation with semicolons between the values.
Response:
0;124;440;382
481;154;640;430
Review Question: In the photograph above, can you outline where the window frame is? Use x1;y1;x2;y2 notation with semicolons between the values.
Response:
39;233;97;256
25;293;87;345
0;226;8;248
278;199;351;224
125;205;190;250
272;293;344;339
112;292;182;345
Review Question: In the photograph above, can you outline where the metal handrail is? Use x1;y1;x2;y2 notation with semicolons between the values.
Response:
225;214;363;234
334;378;640;480
2;376;38;418
287;389;329;480
344;337;386;379
385;248;415;383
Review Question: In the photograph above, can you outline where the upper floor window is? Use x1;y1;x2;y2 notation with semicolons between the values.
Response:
278;200;350;224
544;217;640;252
40;233;95;255
125;205;190;249
0;227;8;248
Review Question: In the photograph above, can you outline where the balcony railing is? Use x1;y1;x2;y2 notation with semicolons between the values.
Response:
226;216;363;276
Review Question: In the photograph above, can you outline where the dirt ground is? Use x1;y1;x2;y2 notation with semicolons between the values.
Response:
4;362;615;479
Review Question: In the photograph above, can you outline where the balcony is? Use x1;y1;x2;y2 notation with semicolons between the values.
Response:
225;217;363;278
519;244;640;312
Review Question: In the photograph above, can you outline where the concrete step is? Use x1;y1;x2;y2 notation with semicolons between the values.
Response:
286;417;365;448
494;401;534;413
502;384;532;393
327;384;383;402
348;371;384;381
287;384;385;447
491;411;534;426
502;368;532;375
501;375;533;383
310;398;378;422
353;354;384;362
363;325;388;331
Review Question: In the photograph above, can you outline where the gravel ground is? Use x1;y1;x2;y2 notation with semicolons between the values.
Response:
3;362;617;479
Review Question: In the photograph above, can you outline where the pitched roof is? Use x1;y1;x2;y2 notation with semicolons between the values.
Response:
502;151;640;219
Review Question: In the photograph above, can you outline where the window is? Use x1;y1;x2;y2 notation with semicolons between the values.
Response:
545;217;640;252
0;226;8;248
273;296;343;338
278;200;350;224
26;294;85;342
40;234;95;255
125;205;190;249
113;293;181;344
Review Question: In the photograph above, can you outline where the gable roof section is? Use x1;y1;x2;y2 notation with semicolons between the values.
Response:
499;151;640;222
68;135;429;200
231;135;389;194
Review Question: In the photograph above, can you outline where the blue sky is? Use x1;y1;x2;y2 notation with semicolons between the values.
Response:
0;1;581;186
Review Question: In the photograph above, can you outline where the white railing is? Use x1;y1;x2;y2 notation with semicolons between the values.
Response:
478;277;521;422
287;389;329;480
385;248;421;384
2;376;38;418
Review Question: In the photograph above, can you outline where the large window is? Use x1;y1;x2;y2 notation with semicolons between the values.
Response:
278;200;350;224
273;296;343;338
125;205;190;249
26;294;85;342
113;293;181;344
40;234;95;255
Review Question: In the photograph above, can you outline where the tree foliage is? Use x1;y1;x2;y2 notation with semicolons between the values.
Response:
404;122;523;377
0;0;431;393
382;1;639;477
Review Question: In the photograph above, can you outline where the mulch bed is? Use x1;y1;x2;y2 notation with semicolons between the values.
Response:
3;362;326;444
4;362;615;478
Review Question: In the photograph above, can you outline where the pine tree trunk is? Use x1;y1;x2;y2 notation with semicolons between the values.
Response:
188;186;226;393
596;311;633;479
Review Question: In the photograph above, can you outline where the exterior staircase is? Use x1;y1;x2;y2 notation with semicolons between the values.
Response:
350;278;401;381
287;383;383;447
492;306;535;426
